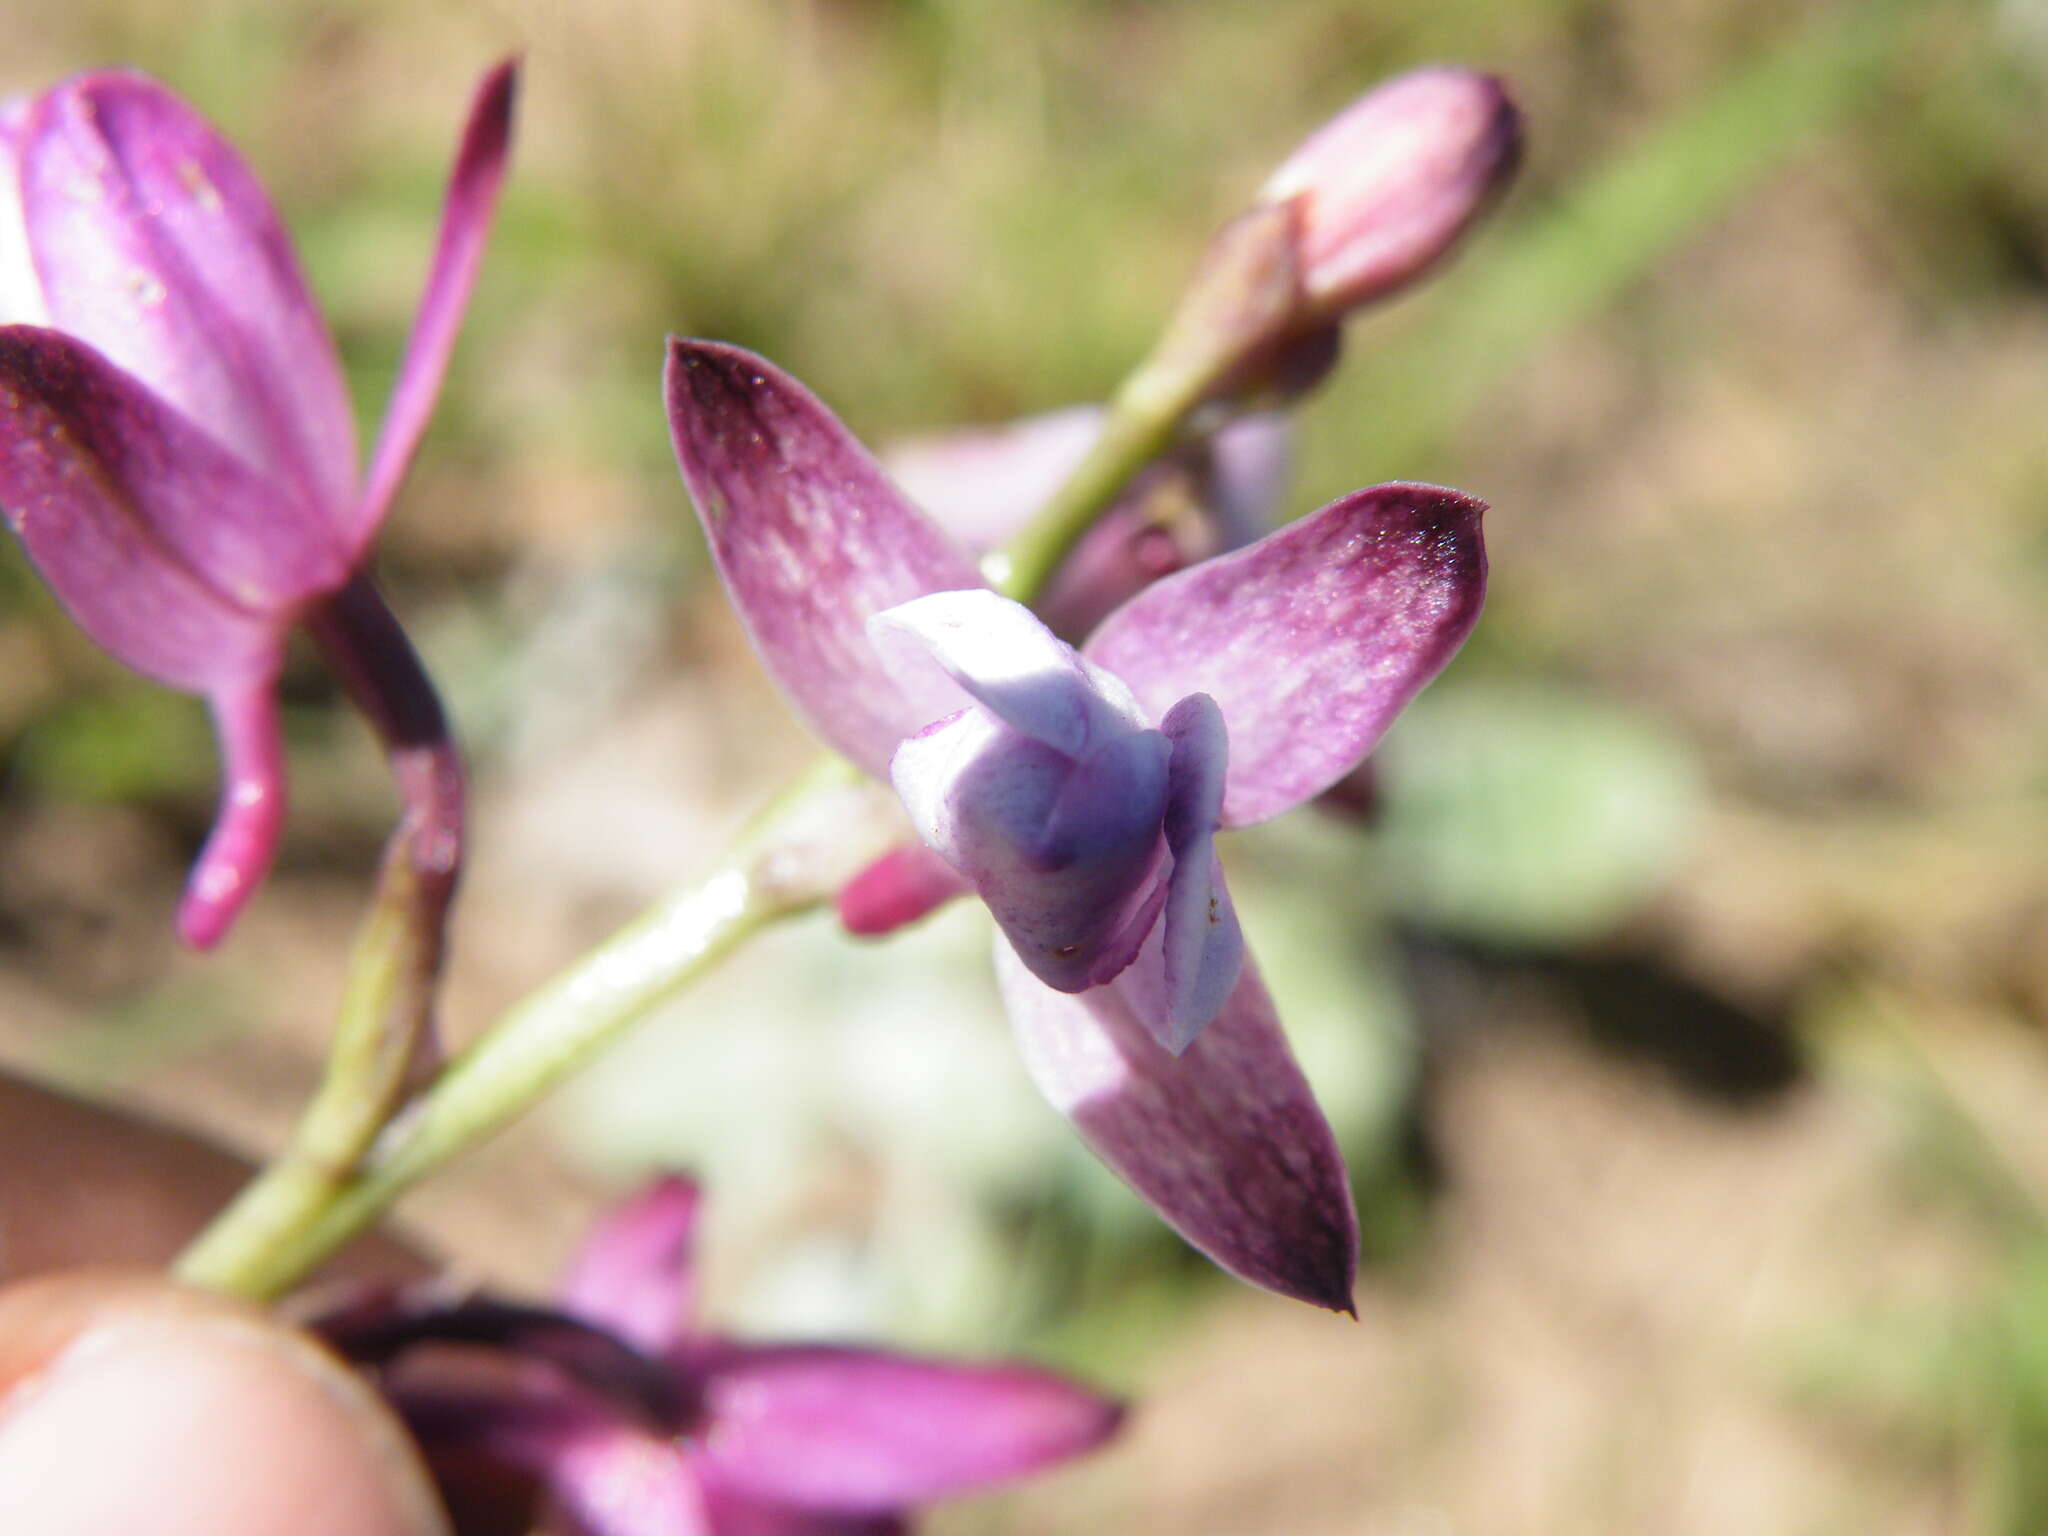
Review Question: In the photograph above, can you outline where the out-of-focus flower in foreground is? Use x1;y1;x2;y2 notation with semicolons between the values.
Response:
0;60;516;946
321;1176;1121;1535
666;339;1486;1309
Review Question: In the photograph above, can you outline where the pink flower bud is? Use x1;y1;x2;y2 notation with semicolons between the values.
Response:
1260;67;1521;320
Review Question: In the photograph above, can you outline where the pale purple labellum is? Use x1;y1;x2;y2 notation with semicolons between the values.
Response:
667;338;1487;1307
325;1178;1119;1536
0;61;516;946
877;591;1179;995
1259;66;1523;321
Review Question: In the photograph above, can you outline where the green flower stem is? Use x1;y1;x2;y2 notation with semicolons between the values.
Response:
174;838;443;1293
176;760;851;1298
176;321;1231;1302
991;360;1205;601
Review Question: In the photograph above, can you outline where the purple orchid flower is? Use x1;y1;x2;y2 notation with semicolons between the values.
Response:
665;340;1485;1310
0;61;516;946
321;1176;1121;1535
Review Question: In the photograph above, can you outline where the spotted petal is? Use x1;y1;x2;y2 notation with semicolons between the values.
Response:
17;71;357;518
664;339;982;777
997;939;1358;1310
0;325;340;689
1085;481;1485;827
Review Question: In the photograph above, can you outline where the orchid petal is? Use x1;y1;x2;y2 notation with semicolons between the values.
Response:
1142;692;1243;1053
1085;481;1485;827
176;681;287;949
837;843;970;937
885;408;1293;641
870;589;1146;756
889;706;1169;992
353;58;518;553
0;99;45;324
697;1481;907;1536
1205;411;1292;548
882;405;1102;554
396;1375;710;1536
997;938;1358;1310
694;1342;1122;1515
18;72;356;517
0;326;341;688
664;339;983;776
558;1174;702;1355
548;1431;712;1536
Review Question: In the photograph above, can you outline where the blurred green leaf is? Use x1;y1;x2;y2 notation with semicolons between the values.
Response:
13;687;214;803
1372;681;1702;947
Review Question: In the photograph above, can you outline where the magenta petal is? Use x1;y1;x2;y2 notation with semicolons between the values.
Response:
697;1480;908;1536
175;681;287;949
1;99;44;323
547;1430;712;1536
558;1175;703;1355
997;939;1358;1310
837;843;970;937
0;326;339;689
1085;482;1486;827
664;339;984;776
19;72;357;517
353;58;518;552
398;1377;711;1536
694;1342;1121;1515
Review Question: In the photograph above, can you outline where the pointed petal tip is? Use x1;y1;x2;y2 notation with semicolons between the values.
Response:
663;338;983;774
999;944;1361;1310
351;52;521;547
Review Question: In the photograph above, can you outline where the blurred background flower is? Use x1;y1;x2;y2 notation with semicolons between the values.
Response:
1;0;2046;1531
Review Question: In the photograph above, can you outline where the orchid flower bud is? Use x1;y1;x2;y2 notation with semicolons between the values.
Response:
1259;66;1522;323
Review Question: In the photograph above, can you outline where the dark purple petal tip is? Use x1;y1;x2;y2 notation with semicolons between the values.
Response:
999;943;1359;1312
664;339;983;777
